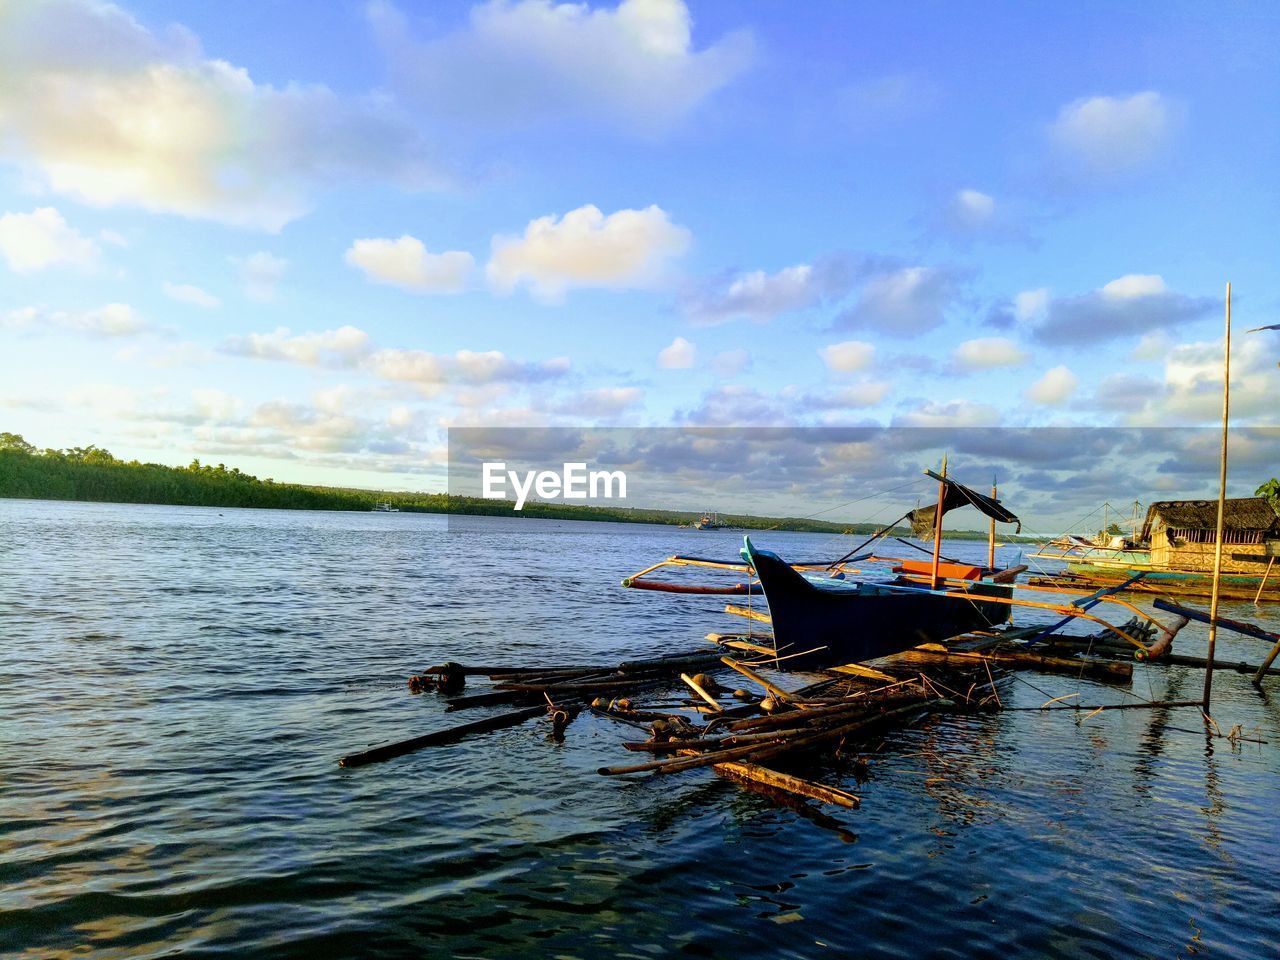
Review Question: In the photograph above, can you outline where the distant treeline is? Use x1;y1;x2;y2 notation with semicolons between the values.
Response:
0;432;1028;539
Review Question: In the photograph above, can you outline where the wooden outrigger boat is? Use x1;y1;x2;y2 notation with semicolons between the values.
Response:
623;467;1189;670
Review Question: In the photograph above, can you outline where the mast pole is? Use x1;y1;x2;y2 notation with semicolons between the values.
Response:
930;455;948;589
987;476;997;571
1203;282;1232;715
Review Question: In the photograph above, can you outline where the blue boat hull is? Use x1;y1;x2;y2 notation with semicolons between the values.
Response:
747;546;1011;671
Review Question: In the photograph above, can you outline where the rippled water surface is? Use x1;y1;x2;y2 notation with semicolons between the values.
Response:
2;500;1278;959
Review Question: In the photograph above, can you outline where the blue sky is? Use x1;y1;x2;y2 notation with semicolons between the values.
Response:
1;0;1278;521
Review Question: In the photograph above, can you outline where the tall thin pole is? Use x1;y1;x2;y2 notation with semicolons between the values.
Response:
987;477;997;571
1203;282;1232;714
930;454;948;589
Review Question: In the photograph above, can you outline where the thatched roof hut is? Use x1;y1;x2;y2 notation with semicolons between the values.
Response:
1141;497;1280;541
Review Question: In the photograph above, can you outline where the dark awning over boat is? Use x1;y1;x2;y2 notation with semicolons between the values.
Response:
909;472;1021;540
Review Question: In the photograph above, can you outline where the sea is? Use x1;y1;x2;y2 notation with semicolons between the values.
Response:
2;499;1278;959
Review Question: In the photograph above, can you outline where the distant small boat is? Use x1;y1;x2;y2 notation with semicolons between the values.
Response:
372;501;400;513
694;511;727;530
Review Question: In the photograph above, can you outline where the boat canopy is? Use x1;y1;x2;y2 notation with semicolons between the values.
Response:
908;471;1021;540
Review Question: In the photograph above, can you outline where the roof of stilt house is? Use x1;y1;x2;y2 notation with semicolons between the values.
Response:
1141;497;1280;540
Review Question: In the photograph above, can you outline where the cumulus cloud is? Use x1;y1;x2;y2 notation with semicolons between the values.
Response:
657;335;696;369
3;302;146;337
1048;91;1176;176
948;189;994;228
344;235;474;293
235;251;287;301
223;325;370;366
1025;365;1079;405
891;400;1001;428
163;282;220;308
1139;335;1278;423
488;204;690;300
819;340;876;373
551;386;644;416
834;266;960;336
684;260;853;324
0;0;438;230
366;348;570;391
952;337;1028;371
369;0;752;135
711;348;751;376
0;207;99;272
1008;274;1215;345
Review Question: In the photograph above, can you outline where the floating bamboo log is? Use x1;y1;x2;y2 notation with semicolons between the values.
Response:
712;761;860;809
724;603;772;625
339;704;548;768
720;656;794;703
681;673;724;712
893;645;1132;683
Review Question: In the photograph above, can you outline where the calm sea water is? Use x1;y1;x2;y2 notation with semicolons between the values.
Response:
2;500;1278;959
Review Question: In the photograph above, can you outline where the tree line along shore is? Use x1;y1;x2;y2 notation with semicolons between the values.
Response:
1;431;1046;540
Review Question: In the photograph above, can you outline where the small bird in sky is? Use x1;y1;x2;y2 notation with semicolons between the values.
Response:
1246;323;1280;332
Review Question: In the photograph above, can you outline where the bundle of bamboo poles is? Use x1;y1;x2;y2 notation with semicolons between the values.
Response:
590;655;1004;810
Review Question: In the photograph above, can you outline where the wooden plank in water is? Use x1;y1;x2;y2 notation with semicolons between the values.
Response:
724;603;773;624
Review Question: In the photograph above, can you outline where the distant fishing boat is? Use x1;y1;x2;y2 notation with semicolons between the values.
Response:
694;511;727;530
371;501;400;513
1032;497;1280;602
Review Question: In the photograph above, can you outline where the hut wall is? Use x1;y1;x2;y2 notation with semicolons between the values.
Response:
1151;523;1269;573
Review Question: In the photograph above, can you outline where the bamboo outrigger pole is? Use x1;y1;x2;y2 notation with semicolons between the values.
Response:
1203;282;1232;714
987;476;998;571
930;455;947;590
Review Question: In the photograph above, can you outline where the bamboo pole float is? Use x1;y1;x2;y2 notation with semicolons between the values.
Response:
338;704;548;768
712;762;861;808
598;702;928;776
988;478;998;571
930;455;948;590
1006;699;1203;713
1204;282;1232;714
1253;638;1280;687
724;603;773;624
720;656;794;703
895;646;1133;683
1254;557;1276;605
681;673;724;712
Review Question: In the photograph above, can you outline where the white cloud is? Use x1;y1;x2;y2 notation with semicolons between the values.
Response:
0;207;98;272
236;251;287;301
711;348;751;376
686;262;848;324
163;282;220;308
818;382;891;408
223;325;370;366
952;337;1028;371
657;335;696;369
488;204;690;300
2;302;146;337
365;348;570;387
0;0;437;231
891;400;1001;428
1013;288;1050;323
1025;365;1079;405
1132;331;1171;361
1015;274;1214;345
949;189;994;228
819;340;876;373
1101;273;1166;299
1048;91;1174;175
369;0;752;135
1148;336;1276;422
344;235;474;293
552;386;644;416
836;266;959;336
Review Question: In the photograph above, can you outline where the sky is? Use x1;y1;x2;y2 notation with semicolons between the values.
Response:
1;0;1278;528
